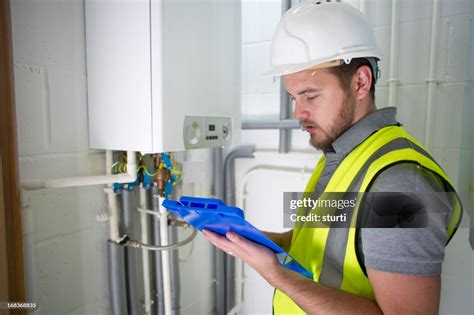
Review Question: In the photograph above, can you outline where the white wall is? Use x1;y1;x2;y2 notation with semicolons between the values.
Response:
11;1;215;314
239;0;473;314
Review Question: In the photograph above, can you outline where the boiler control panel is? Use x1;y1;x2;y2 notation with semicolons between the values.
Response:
183;116;232;150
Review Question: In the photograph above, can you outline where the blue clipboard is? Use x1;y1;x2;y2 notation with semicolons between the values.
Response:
162;196;313;279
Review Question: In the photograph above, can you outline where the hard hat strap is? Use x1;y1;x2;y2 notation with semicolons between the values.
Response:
365;57;380;84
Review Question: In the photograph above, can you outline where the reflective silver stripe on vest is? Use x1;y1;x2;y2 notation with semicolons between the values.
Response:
317;137;433;289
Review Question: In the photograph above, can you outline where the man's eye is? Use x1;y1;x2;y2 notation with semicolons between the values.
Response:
306;95;318;101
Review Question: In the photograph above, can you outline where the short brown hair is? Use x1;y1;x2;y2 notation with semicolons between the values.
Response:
328;58;376;101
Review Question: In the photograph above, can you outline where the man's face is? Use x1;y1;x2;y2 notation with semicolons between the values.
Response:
283;68;356;151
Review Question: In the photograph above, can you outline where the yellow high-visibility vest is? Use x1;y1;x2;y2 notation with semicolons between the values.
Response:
273;125;462;314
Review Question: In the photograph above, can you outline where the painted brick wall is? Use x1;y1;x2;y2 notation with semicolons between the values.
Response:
11;0;111;313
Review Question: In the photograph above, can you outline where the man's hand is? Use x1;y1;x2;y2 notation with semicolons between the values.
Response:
202;229;282;281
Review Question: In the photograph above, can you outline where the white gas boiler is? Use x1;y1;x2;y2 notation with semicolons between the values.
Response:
85;0;241;153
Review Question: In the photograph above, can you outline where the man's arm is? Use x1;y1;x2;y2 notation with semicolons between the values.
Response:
269;265;440;315
202;230;441;315
367;269;440;315
262;229;293;251
266;264;382;315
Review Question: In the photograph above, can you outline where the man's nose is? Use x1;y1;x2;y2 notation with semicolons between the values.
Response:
293;101;310;121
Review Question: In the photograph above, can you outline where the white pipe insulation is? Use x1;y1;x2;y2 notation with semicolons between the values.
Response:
21;151;137;190
139;185;153;315
226;257;243;315
388;0;400;108
106;150;120;242
158;194;173;315
424;0;442;149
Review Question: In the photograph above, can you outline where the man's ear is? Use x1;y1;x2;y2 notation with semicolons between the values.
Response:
353;65;372;100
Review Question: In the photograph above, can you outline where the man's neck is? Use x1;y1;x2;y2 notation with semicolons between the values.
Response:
351;101;376;126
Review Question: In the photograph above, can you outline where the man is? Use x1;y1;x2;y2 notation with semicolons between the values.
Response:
203;2;462;314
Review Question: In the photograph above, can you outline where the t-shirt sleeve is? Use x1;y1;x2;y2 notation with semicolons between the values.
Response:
360;163;453;275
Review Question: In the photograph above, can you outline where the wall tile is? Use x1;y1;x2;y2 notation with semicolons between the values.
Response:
365;0;392;27
431;148;461;185
241;42;279;94
256;0;282;42
35;233;86;315
11;0;86;74
398;20;432;84
27;186;105;243
399;0;432;23
241;0;257;44
432;83;465;149
73;224;110;314
457;149;473;193
470;15;474;82
241;129;279;149
241;93;280;120
177;235;214;314
396;85;428;143
242;0;282;44
373;25;391;84
437;15;471;82
48;69;89;153
19;151;105;180
375;85;390;108
34;227;109;315
440;228;474;315
460;81;473;150
14;65;48;156
440;0;472;18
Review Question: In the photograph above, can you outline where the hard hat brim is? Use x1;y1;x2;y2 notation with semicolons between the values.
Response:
260;60;345;78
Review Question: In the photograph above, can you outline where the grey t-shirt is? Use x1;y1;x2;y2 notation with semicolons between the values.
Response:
313;107;455;276
360;163;453;275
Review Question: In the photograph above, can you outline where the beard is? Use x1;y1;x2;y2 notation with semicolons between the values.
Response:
301;92;356;151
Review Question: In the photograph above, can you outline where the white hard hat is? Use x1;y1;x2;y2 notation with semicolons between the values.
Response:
262;1;383;77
